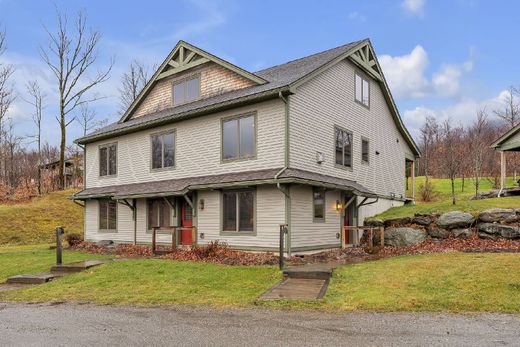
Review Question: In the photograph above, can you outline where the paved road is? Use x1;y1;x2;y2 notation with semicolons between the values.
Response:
0;303;519;346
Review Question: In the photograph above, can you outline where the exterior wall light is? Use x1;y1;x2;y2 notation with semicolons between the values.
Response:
335;200;343;211
199;199;205;210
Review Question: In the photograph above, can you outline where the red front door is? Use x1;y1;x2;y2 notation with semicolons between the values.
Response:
180;200;193;245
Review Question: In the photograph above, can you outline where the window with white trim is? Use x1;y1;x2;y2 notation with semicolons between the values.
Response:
313;187;325;221
355;73;370;107
335;127;353;168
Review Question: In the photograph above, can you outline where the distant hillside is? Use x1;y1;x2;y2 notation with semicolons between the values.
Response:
0;189;83;245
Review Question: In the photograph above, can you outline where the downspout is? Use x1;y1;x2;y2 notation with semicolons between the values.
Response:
276;91;291;257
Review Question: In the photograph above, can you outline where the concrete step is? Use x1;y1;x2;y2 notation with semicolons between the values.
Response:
259;278;329;301
7;273;61;284
283;264;334;280
50;259;111;274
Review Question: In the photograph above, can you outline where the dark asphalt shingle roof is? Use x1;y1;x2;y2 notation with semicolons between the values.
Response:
75;40;365;144
72;167;375;200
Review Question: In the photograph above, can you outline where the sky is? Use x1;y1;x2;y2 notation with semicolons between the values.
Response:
1;0;520;147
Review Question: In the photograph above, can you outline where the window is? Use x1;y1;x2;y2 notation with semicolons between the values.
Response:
335;127;353;168
99;199;117;231
362;138;370;164
222;190;255;232
313;188;325;221
147;198;172;230
355;73;370;107
172;75;200;106
222;114;256;161
151;131;175;169
99;143;117;176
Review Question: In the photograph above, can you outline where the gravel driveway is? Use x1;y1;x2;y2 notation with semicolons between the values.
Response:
0;303;519;346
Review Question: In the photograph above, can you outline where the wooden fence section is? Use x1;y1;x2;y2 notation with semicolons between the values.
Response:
342;226;385;248
152;226;198;254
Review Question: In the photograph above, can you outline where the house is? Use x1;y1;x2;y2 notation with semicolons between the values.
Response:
41;155;83;191
73;38;420;255
491;124;520;196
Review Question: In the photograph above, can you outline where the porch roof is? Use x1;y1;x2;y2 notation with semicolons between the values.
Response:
72;168;376;200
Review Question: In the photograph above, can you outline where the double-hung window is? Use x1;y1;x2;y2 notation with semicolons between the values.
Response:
355;73;370;107
222;114;256;161
151;131;175;170
361;138;370;164
222;190;255;233
99;199;117;231
99;143;117;176
147;198;171;230
313;188;325;222
335;127;353;169
172;75;200;106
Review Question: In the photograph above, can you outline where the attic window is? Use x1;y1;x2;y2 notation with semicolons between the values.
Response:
172;75;200;106
355;73;370;107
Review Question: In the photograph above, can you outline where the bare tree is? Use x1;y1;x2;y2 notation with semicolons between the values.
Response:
76;102;97;137
25;80;46;195
0;27;15;187
494;86;520;129
440;119;465;205
419;115;439;192
468;108;489;197
40;8;113;189
119;59;150;114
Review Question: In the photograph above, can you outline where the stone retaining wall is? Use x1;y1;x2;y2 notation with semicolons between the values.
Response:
364;208;520;246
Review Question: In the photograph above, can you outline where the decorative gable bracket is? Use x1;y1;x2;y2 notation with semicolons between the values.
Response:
349;43;383;82
157;46;210;81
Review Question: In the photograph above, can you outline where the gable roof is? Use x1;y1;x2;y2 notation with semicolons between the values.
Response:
75;39;420;157
491;123;520;151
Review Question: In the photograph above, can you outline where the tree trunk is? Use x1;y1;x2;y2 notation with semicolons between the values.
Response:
59;99;66;190
451;177;456;205
461;174;465;192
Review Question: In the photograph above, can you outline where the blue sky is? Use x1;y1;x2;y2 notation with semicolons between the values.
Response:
1;0;519;146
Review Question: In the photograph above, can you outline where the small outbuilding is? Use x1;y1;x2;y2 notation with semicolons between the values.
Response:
491;124;520;195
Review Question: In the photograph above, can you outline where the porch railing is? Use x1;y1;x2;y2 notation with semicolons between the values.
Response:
152;226;198;254
342;226;384;248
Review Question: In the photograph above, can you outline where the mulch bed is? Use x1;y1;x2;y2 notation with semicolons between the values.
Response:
72;237;520;267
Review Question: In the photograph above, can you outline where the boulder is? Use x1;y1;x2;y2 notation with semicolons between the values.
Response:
428;227;450;239
412;215;432;226
437;211;475;229
478;208;517;223
384;217;412;227
384;227;427;247
452;228;472;239
365;218;384;227
96;240;115;247
477;223;520;240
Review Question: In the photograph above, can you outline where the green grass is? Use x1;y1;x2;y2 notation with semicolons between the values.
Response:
0;245;112;282
265;253;520;313
374;176;520;220
0;258;280;307
0;189;83;245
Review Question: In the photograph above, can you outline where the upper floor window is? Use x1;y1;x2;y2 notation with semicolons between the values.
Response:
99;199;117;231
99;143;117;177
355;73;370;107
361;138;370;164
172;75;200;106
222;189;255;233
222;113;256;161
151;131;175;170
335;127;353;169
313;187;325;222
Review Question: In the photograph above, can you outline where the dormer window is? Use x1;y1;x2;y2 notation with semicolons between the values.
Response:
355;73;370;107
172;75;200;106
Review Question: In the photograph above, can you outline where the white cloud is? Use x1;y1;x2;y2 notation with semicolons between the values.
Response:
348;11;366;22
379;45;474;100
402;0;426;17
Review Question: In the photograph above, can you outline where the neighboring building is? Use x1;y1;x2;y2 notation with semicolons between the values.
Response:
491;124;520;196
41;156;83;191
73;39;420;254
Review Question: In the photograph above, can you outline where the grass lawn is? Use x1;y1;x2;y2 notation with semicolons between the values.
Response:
0;257;280;307
373;176;520;220
264;253;520;313
0;245;112;282
0;189;82;245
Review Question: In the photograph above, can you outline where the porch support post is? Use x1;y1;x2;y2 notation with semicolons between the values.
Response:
133;199;137;245
410;160;415;201
499;151;506;197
